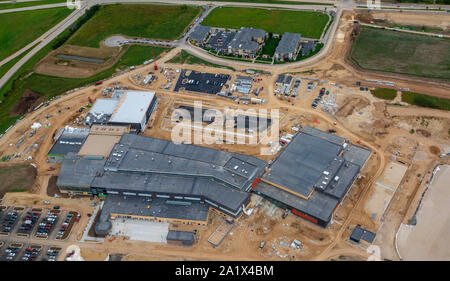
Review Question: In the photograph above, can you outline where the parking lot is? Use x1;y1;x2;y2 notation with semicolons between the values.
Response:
0;241;62;261
174;70;230;95
0;206;79;241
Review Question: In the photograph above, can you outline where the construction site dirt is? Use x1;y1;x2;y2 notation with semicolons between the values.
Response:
0;9;449;261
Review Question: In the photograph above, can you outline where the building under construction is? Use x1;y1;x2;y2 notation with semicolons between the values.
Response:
56;133;266;221
55;126;370;230
253;127;371;227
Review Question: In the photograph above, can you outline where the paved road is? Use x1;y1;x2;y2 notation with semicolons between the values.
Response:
0;2;89;89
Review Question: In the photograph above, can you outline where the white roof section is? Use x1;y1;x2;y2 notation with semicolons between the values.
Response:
90;99;119;115
109;91;156;124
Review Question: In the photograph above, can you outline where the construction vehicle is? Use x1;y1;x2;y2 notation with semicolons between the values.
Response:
152;49;158;70
88;97;93;104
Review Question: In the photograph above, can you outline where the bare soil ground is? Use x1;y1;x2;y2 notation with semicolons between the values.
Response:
10;89;43;116
0;164;37;196
34;44;123;78
367;11;450;31
0;9;448;261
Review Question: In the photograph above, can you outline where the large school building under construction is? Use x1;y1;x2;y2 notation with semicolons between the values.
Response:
55;126;370;232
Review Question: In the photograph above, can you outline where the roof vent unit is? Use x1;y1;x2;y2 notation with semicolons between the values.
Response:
334;176;339;182
323;171;330;176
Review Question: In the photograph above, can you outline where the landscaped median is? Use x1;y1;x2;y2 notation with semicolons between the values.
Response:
167;50;235;71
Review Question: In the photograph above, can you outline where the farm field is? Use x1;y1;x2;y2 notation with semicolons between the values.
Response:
67;4;201;48
0;7;72;61
202;7;329;39
349;27;450;80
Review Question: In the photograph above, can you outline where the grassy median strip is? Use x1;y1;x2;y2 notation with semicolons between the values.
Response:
0;44;37;79
67;4;202;48
168;50;235;71
0;7;73;61
202;7;329;39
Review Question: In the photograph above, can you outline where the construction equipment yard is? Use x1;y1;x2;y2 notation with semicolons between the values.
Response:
0;4;449;263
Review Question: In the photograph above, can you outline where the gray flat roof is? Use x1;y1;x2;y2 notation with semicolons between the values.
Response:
255;181;338;222
56;153;106;188
48;136;87;156
90;99;119;115
101;195;210;222
48;127;89;156
342;144;371;168
57;134;265;212
91;172;250;211
263;130;343;198
167;230;195;242
105;134;266;190
256;126;370;224
109;91;155;124
302;126;346;145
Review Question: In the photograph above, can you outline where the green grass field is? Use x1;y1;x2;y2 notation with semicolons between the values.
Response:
402;91;450;111
168;50;234;70
68;4;201;48
0;7;72;62
371;88;397;100
202;7;329;39
350;27;450;80
0;0;67;10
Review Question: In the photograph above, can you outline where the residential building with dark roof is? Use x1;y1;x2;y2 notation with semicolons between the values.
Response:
227;27;266;58
301;41;317;56
188;25;211;45
274;32;302;61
